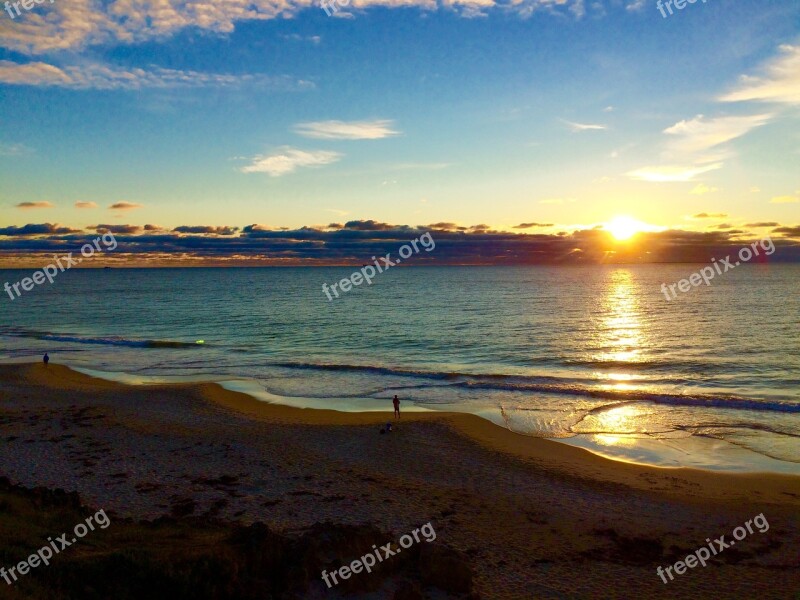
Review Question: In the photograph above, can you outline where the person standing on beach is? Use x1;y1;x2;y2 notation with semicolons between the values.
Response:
393;395;400;419
43;353;49;367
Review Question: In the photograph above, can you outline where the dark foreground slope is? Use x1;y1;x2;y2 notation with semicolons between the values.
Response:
0;478;476;599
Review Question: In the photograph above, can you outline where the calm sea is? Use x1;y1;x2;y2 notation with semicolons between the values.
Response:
1;265;798;473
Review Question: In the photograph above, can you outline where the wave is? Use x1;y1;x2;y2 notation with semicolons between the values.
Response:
272;361;592;384
272;361;799;414
458;382;800;413
1;329;205;349
3;333;797;415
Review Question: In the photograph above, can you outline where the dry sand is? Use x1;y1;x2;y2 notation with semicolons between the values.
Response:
1;363;798;598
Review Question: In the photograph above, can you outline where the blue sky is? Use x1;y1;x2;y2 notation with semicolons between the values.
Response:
0;0;798;264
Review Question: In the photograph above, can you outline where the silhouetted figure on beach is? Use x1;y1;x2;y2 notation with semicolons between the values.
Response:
393;395;400;419
43;353;49;367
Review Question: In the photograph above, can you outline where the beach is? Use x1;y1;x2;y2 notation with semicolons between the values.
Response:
1;362;798;598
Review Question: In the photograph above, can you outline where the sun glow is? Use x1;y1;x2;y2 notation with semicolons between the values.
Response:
606;216;650;241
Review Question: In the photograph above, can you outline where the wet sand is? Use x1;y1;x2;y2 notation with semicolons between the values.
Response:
1;363;798;598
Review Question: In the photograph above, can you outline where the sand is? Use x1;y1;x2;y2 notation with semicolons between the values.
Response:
1;363;798;598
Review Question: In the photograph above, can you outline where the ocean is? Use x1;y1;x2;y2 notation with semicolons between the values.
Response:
1;265;798;473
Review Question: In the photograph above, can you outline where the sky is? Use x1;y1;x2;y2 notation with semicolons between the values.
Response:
0;0;798;265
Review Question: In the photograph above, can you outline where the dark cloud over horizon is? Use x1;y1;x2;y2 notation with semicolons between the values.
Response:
92;224;142;234
0;220;799;265
0;223;81;236
514;222;555;229
173;225;240;235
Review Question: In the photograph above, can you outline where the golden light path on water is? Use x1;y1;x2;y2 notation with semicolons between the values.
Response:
597;269;644;364
586;269;652;446
552;267;797;471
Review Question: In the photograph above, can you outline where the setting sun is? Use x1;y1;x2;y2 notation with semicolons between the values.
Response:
606;216;649;241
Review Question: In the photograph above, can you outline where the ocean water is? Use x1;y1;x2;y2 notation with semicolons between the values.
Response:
1;265;798;473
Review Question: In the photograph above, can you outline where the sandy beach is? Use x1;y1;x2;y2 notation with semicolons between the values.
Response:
1;362;798;599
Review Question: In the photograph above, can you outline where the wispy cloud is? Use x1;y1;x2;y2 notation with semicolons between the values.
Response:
514;222;554;229
241;147;342;176
0;61;313;91
568;0;586;19
16;201;53;209
294;119;400;140
630;49;789;187
770;192;799;204
109;202;142;210
0;142;33;157
689;184;719;196
627;163;723;183
720;45;800;105
280;34;322;44
663;113;772;158
745;222;780;228
692;212;728;219
561;119;606;133
75;201;98;208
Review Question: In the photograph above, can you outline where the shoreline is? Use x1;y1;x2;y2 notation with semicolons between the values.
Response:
205;374;800;506
10;362;800;505
40;360;800;476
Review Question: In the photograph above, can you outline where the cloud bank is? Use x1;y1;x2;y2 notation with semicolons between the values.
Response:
0;0;597;57
1;220;798;267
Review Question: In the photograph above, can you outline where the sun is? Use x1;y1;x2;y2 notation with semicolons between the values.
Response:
606;216;647;241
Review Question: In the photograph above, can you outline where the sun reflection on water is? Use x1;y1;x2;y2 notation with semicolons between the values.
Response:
585;270;658;437
596;269;644;365
576;403;652;439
